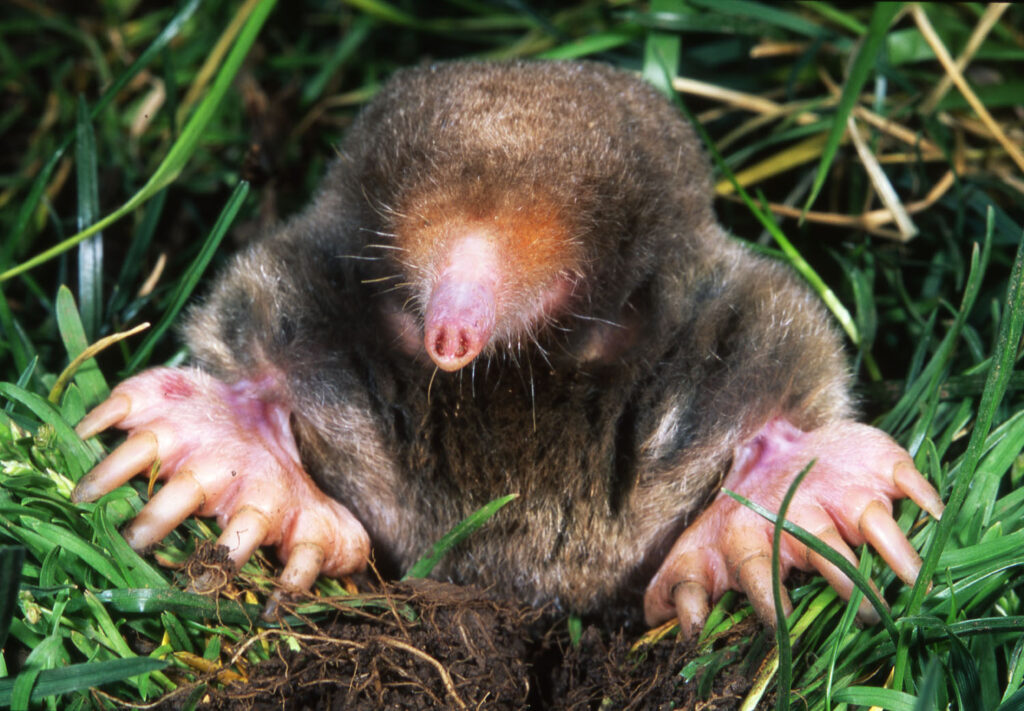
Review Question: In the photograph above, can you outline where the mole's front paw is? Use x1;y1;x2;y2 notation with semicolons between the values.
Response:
644;418;943;639
72;367;370;592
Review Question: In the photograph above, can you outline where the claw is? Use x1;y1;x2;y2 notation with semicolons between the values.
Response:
72;431;158;503
737;553;791;624
859;500;922;587
893;461;944;520
279;542;327;592
724;522;792;624
672;582;711;640
804;527;880;624
75;394;131;440
216;506;274;569
123;472;205;549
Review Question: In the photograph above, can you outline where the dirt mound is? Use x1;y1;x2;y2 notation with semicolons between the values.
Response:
149;572;758;709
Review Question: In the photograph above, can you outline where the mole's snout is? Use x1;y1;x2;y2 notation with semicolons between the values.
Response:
422;234;500;371
424;279;496;371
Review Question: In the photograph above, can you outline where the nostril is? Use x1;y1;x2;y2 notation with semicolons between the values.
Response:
423;278;496;371
431;326;470;360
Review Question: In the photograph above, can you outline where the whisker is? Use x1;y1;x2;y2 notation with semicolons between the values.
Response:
427;367;438;405
362;241;406;251
529;332;553;370
357;228;399;239
570;312;624;328
376;283;413;296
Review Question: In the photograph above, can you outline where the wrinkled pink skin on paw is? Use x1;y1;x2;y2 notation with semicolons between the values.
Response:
74;367;370;582
644;417;937;635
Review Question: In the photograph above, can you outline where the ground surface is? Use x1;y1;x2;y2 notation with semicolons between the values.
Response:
151;557;763;710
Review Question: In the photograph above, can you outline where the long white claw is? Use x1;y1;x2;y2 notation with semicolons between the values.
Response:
894;461;944;520
72;431;158;503
279;542;327;593
805;527;880;625
216;506;273;570
673;582;711;641
123;472;205;549
859;500;923;587
736;553;793;625
75;394;131;440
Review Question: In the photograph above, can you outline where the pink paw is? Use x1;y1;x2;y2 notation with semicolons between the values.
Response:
644;418;944;638
72;367;370;592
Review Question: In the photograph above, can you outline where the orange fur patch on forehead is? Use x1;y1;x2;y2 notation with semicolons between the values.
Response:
393;187;583;311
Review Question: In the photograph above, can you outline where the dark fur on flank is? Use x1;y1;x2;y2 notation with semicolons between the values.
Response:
183;60;851;616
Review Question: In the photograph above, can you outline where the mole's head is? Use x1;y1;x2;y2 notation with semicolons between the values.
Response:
336;60;714;372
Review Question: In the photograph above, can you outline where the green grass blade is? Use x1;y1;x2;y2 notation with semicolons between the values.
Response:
125;180;250;373
832;685;916;710
20;518;128;588
342;0;416;26
10;667;40;711
685;0;827;39
0;657;167;707
91;505;169;590
802;3;901;213
879;229;990;434
93;588;261;627
998;688;1024;711
302;15;374;105
54;286;109;408
81;590;141;661
403;494;518;580
536;29;642;60
797;1;867;35
623;9;784;37
643;0;683;98
913;657;943;711
947;628;983;711
770;461;818;711
1002;638;1024;705
107;188;167;319
0;0;274;284
75;95;102;342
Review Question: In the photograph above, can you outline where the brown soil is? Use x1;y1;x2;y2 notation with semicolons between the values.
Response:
148;553;764;710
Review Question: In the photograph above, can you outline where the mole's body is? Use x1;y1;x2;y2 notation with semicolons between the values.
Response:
74;61;942;633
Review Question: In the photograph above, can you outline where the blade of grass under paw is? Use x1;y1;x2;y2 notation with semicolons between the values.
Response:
403;494;518;580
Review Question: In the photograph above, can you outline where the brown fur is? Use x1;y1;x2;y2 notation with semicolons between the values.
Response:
182;60;851;618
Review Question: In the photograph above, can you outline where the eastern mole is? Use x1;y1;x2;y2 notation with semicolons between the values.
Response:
72;60;943;636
